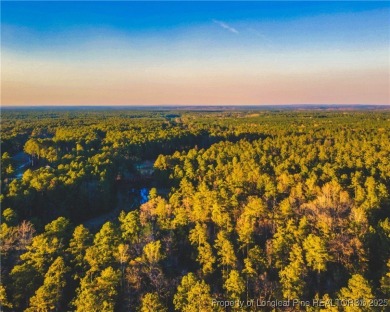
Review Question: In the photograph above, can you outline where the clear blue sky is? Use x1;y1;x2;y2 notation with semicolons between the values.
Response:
2;1;389;105
2;2;388;31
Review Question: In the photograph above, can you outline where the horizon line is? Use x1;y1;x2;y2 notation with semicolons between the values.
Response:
2;104;390;109
2;103;390;106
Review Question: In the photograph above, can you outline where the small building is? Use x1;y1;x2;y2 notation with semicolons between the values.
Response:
135;160;154;176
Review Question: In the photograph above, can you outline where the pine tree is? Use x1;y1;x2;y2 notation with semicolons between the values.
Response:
67;225;92;279
303;234;330;273
74;266;120;312
119;211;141;244
197;243;216;275
380;259;390;296
84;222;120;274
173;273;214;312
189;223;216;275
214;230;237;277
9;262;39;309
26;257;69;312
139;292;167;312
0;284;12;310
224;270;245;302
339;274;374;312
142;240;164;266
279;244;307;300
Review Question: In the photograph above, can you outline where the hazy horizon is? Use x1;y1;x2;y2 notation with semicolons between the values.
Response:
2;1;389;106
2;104;390;110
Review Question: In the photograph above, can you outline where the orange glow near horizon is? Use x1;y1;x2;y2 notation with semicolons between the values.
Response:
2;50;389;106
2;3;389;106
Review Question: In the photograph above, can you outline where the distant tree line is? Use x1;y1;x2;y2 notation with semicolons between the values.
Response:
1;110;389;311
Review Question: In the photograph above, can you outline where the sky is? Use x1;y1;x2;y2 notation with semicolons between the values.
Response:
1;1;390;106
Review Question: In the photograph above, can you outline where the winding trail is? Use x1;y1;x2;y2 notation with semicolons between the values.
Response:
83;187;149;230
12;152;31;179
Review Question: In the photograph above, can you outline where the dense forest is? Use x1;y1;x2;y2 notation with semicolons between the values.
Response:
1;108;389;311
